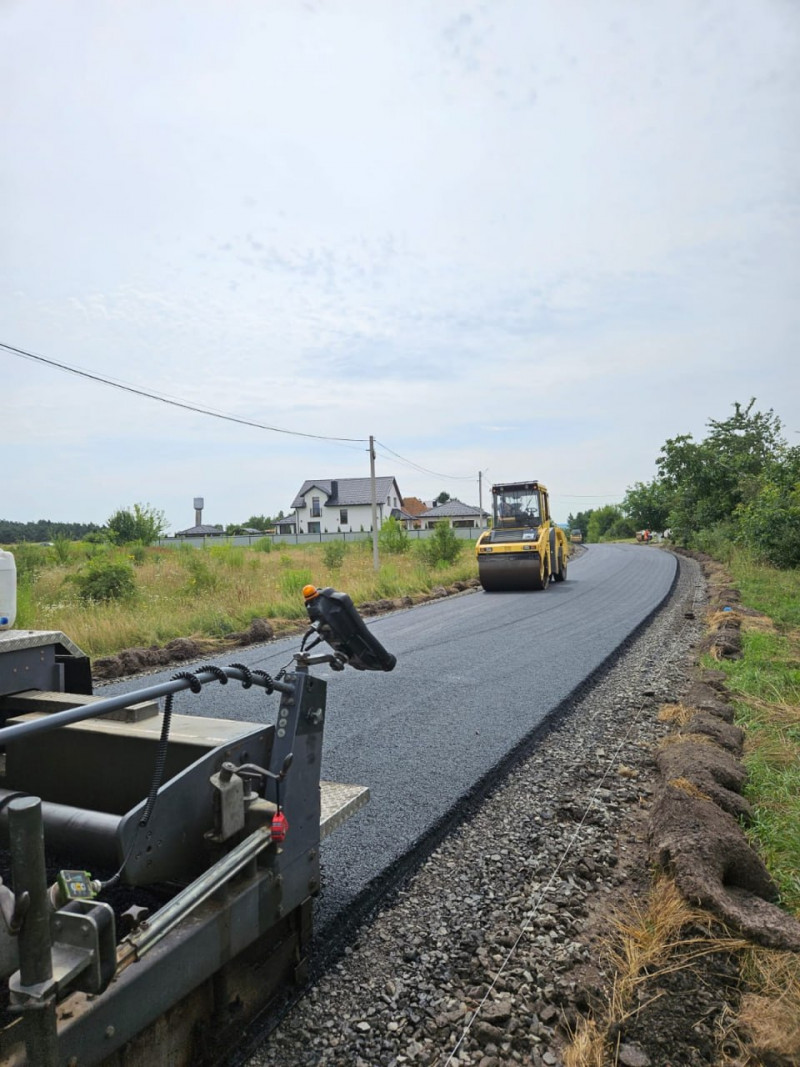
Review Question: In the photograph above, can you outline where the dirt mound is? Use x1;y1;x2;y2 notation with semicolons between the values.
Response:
93;618;275;680
648;598;800;953
92;581;482;681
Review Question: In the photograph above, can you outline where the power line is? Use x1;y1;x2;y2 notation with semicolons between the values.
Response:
374;439;475;481
1;340;368;444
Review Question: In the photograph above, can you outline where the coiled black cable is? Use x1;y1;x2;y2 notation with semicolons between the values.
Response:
195;664;228;685
227;662;253;688
251;669;275;694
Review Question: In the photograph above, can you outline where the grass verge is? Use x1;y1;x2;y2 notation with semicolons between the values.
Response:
566;550;800;1065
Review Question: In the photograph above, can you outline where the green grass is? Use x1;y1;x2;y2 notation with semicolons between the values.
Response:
728;548;800;629
5;540;478;658
709;563;800;912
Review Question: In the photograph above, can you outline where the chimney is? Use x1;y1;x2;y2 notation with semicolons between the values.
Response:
331;480;338;500
194;497;204;526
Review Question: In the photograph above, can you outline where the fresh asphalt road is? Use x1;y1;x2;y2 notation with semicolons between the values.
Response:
100;544;677;937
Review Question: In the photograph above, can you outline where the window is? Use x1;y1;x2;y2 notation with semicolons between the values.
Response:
339;509;348;525
311;496;321;517
308;522;321;534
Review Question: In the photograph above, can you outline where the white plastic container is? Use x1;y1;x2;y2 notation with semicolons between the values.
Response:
0;550;17;630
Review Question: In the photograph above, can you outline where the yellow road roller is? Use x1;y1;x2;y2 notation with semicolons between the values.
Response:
476;481;569;591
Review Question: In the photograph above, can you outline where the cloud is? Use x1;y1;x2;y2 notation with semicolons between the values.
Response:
1;0;798;529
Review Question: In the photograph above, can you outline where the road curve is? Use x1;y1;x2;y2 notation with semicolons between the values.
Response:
101;545;676;937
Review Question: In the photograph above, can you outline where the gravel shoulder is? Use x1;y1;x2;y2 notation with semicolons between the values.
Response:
243;553;725;1067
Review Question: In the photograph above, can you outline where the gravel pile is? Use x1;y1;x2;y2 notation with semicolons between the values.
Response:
245;554;709;1067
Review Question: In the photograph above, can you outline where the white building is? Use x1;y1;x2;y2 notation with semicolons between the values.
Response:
279;477;404;534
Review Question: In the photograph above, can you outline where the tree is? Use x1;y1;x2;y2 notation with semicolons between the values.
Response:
622;480;672;532
435;491;451;505
378;516;410;555
0;519;104;543
737;482;800;569
567;509;594;537
586;505;626;542
656;400;791;542
107;503;168;546
245;515;272;532
417;521;462;566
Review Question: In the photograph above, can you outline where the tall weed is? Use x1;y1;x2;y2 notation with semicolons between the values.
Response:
182;552;218;594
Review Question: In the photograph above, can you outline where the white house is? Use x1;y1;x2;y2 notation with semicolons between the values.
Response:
282;477;404;534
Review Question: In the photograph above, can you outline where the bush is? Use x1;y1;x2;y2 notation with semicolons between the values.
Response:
52;537;73;565
128;541;148;565
10;544;44;582
72;559;136;603
323;541;348;570
416;523;462;567
587;505;626;542
736;483;800;569
606;517;637;540
253;537;273;553
691;520;738;562
107;502;167;546
379;517;410;555
182;552;218;594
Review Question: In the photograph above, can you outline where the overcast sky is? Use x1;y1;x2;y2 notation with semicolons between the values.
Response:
2;0;798;531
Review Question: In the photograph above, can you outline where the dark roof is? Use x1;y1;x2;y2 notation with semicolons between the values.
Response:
418;499;484;519
176;524;225;536
291;477;400;508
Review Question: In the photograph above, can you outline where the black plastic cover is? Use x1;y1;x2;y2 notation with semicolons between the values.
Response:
305;588;396;672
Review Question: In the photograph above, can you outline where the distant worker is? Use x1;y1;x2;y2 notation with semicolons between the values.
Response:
643;529;650;543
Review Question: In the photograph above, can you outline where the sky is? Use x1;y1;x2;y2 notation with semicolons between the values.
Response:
2;0;799;531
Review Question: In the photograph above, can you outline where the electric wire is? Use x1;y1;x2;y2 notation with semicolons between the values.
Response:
443;571;704;1064
373;439;476;481
0;340;367;444
4;339;626;503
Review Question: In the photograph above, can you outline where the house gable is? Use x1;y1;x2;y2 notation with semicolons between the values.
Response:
288;476;403;533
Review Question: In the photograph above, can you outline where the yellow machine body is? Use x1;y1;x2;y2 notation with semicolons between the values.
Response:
476;481;569;592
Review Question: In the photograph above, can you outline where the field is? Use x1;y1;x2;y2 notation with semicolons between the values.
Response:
8;538;479;658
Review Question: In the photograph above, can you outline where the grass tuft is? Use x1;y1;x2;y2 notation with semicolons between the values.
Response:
658;702;694;725
564;878;748;1066
656;732;715;749
667;776;712;801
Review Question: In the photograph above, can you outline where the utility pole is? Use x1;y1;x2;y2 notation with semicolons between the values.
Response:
369;435;379;571
478;469;488;528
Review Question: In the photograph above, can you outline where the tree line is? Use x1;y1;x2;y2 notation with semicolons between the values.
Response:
1;507;289;546
0;519;104;543
568;399;800;569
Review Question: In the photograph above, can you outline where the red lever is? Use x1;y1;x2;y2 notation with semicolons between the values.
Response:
271;811;288;843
